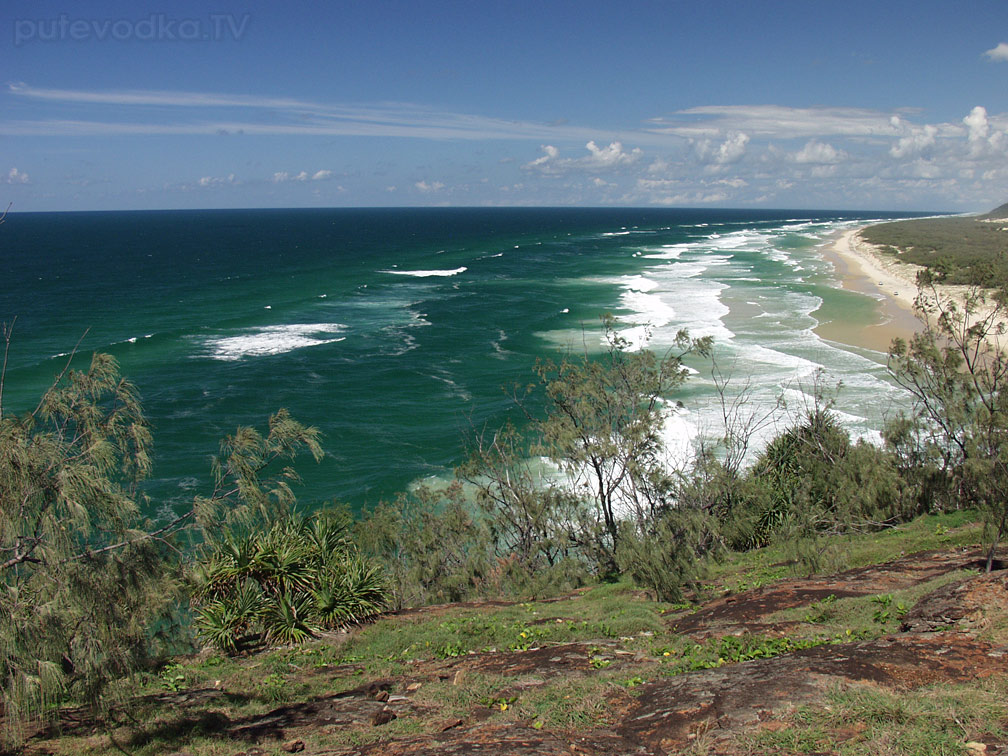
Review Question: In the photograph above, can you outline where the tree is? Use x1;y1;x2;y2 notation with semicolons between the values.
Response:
0;343;172;745
355;483;492;608
886;273;1008;572
525;318;711;572
0;326;326;744
458;421;597;595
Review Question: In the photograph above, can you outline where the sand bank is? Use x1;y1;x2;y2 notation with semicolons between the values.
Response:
815;228;924;353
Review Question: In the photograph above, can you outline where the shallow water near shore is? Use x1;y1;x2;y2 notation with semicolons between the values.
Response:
1;207;927;518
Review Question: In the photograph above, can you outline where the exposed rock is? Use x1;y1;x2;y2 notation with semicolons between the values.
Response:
671;547;986;637
617;633;1008;752
902;571;1008;633
371;708;397;726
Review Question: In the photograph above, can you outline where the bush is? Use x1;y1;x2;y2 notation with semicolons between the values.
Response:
190;510;388;652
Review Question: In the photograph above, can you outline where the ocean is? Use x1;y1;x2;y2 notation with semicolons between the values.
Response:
1;207;924;521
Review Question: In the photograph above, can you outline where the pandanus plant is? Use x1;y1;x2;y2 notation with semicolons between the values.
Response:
191;511;388;652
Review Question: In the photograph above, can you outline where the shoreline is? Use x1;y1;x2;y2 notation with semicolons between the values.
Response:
814;227;924;354
817;224;1008;356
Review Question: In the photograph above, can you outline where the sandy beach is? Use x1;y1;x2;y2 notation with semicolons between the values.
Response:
817;225;1008;355
815;227;925;353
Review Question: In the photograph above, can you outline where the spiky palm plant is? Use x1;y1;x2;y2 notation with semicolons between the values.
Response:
190;511;388;652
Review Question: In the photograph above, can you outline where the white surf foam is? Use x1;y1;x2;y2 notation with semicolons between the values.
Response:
206;323;347;361
382;266;468;278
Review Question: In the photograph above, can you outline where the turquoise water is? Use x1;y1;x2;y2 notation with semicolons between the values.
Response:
1;207;924;519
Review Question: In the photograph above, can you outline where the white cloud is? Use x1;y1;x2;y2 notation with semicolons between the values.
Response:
5;83;614;144
414;180;445;192
526;144;560;169
961;106;1008;157
272;169;332;183
651;105;907;139
984;43;1008;62
6;167;29;184
523;141;642;173
792;140;846;164
890;125;938;158
696;132;750;164
964;106;990;143
197;173;235;187
584;140;642;167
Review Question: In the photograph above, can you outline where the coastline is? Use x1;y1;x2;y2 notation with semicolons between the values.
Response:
817;224;1008;356
815;227;924;354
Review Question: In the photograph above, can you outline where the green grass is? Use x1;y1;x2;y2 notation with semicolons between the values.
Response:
700;509;982;599
337;582;674;674
28;509;996;756
740;678;1008;755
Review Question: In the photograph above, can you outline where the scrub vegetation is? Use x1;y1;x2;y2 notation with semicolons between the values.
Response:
3;244;1008;751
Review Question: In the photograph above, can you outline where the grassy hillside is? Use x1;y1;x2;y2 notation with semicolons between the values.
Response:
982;201;1008;220
21;509;1008;756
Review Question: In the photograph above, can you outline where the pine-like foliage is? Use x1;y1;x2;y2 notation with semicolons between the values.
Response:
190;511;388;653
0;351;176;745
887;276;1008;572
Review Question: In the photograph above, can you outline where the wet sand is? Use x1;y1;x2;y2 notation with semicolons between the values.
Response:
815;227;925;354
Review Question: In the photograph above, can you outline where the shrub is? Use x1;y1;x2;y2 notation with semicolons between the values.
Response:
191;510;388;652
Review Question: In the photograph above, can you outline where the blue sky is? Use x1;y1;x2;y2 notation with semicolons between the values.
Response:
3;0;1008;211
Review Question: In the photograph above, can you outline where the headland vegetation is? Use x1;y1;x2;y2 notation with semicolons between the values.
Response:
3;203;1008;755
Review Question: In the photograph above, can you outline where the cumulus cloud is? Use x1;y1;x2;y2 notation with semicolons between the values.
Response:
964;106;990;143
6;167;29;184
526;144;560;170
961;106;1008;156
632;177;735;205
312;169;333;181
414;180;445;192
696;132;750;164
984;43;1008;62
584;140;642;167
792;140;846;164
523;141;642;173
890;125;938;158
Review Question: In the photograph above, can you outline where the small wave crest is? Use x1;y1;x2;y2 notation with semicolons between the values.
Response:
204;323;347;361
382;266;467;278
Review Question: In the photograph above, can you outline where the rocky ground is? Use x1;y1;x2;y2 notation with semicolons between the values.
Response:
23;538;1008;756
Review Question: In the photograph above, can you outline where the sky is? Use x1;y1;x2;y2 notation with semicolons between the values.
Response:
2;0;1008;212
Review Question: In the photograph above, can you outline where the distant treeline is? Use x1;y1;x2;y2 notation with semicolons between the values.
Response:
861;203;1008;295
